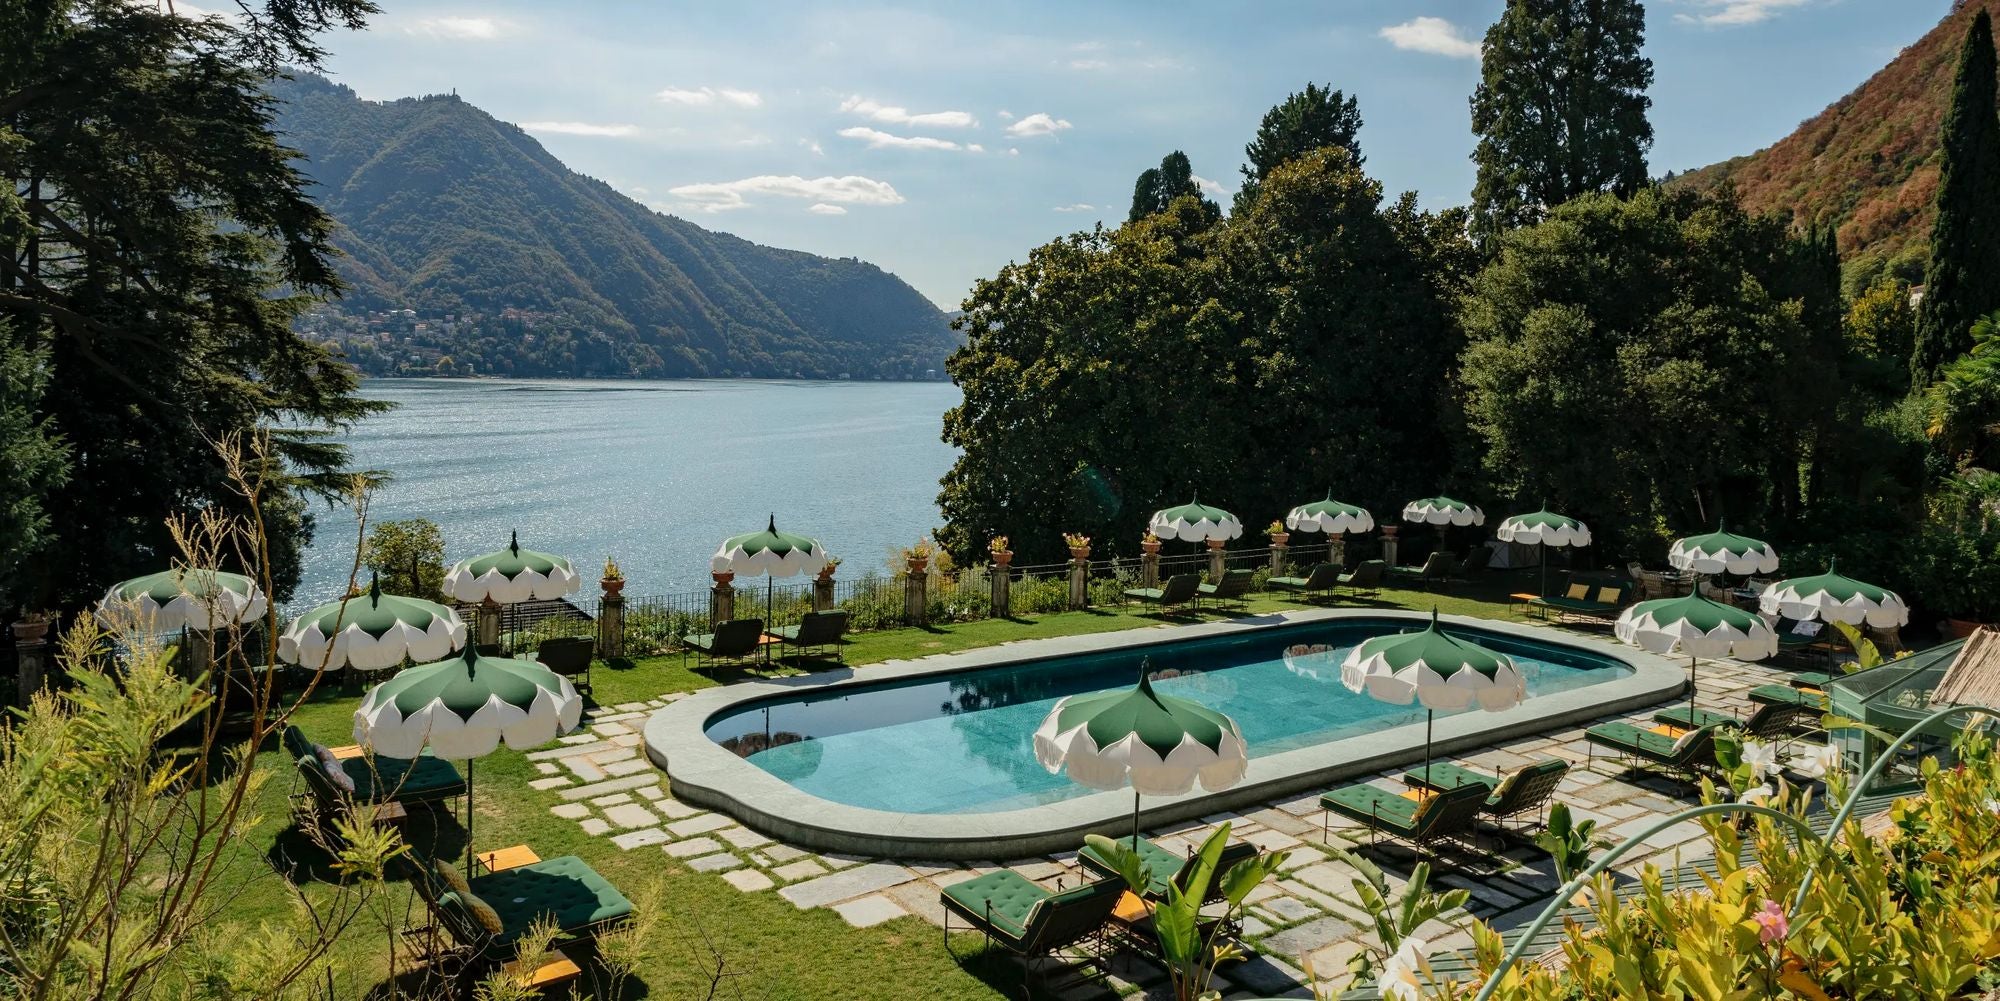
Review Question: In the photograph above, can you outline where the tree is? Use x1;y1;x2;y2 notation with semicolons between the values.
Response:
1128;151;1217;223
0;324;69;591
1234;83;1363;213
1847;273;1918;395
1910;9;2000;387
363;517;447;600
1469;0;1654;243
0;0;387;610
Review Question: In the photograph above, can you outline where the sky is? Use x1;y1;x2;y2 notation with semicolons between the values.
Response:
304;0;1956;309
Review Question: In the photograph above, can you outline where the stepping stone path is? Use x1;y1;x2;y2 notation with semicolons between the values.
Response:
532;651;1817;999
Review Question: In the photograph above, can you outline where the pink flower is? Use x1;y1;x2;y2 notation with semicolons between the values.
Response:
1754;899;1788;944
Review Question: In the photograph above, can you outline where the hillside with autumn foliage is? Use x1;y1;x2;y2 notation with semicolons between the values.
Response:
1673;0;2000;291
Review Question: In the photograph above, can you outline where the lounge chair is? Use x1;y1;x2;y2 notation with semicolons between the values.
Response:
1584;722;1720;782
1388;552;1456;591
1790;671;1834;690
1776;619;1836;664
1268;562;1341;601
1456;546;1493;578
1400;758;1570;834
771;609;847;664
535;636;595;695
1339;560;1386;596
1653;698;1819;739
407;850;632;964
1196;568;1256;609
285;725;466;825
940;871;1123;985
1320;779;1490;859
1752;682;1829;708
1076;836;1258;904
1122;573;1200;613
1528;583;1624;623
682;617;767;670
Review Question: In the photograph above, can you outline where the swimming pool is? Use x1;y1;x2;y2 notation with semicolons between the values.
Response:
702;617;1632;815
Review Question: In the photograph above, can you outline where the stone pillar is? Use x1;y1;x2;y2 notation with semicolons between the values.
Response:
185;628;215;682
1330;535;1348;569
990;562;1011;618
812;575;835;612
710;574;735;626
1140;550;1160;589
12;626;49;705
903;565;929;626
1380;529;1399;570
1207;540;1227;581
598;591;625;659
476;599;501;649
1270;536;1289;575
1068;558;1090;609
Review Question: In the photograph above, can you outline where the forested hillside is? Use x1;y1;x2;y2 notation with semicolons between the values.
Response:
271;73;955;379
1672;0;2000;291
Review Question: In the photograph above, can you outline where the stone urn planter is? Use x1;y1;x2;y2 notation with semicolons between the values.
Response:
906;557;930;576
1206;539;1226;551
1382;525;1399;537
600;576;624;596
1944;617;1990;639
1269;532;1290;546
1141;540;1161;556
991;550;1013;568
817;565;837;582
1069;547;1091;561
11;619;49;642
711;571;735;587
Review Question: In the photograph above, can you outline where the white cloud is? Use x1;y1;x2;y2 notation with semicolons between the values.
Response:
1052;203;1095;213
629;186;650;195
1005;113;1072;138
1379;17;1481;58
408;15;513;39
667;174;905;213
1674;0;1813;26
837;126;966;151
1192;174;1230;197
1069;59;1109;71
807;203;847;215
656;86;763;108
800;139;825;156
997;110;1015;120
967;143;986;154
521;121;639;137
839;96;977;129
1008;147;1020;156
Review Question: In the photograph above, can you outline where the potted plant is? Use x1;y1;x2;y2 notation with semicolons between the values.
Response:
988;535;1013;567
711;569;735;587
10;610;51;642
818;555;841;581
1064;532;1092;560
1266;519;1289;547
904;539;934;575
600;556;625;596
1141;531;1162;556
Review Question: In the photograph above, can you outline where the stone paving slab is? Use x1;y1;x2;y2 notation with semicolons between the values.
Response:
723;869;775;892
778;862;918;910
832;894;906;928
556;774;658;801
690;852;746;872
664;836;724;859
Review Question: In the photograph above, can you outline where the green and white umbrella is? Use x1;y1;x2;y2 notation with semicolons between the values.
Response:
279;576;467;672
1669;525;1779;576
445;531;582;604
1340;611;1527;784
1148;497;1244;543
711;515;828;660
1615;590;1777;715
1286;493;1375;536
354;643;583;870
1034;667;1248;846
95;568;267;633
1496;508;1593;596
1402;497;1485;527
1758;561;1909;629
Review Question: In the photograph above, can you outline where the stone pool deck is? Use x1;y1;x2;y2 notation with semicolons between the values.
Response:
524;622;1821;1000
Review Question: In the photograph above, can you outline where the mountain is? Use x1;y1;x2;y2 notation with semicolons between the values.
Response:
1671;0;2000;290
269;72;957;380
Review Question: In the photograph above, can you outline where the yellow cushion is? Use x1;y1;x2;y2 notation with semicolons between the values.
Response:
460;890;504;935
435;860;470;896
1567;584;1589;599
1594;587;1620;604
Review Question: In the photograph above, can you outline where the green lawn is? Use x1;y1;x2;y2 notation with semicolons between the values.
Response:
236;570;1561;998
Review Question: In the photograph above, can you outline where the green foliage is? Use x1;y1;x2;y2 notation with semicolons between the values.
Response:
1533;802;1607;884
1084;822;1287;1001
1925;309;2000;471
1469;0;1654;242
1847;274;1917;384
361;517;445;600
268;73;957;380
1326;849;1469;991
1129;151;1218;224
0;324;68;605
1234;82;1363;213
1911;10;2000;387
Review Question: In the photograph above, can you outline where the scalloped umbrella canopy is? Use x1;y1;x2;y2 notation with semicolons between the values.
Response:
1149;498;1244;543
709;515;828;578
95;568;267;633
353;644;583;759
1759;562;1909;628
1669;527;1779;576
1402;497;1485;527
1339;612;1527;712
279;577;467;672
1285;494;1375;536
1615;592;1778;660
1495;510;1592;548
445;530;581;603
1034;673;1248;797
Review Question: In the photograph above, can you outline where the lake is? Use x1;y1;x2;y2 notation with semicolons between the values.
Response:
297;378;960;602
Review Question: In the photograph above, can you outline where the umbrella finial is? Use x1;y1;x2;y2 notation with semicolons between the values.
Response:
767;513;777;533
1828;556;1838;574
462;640;478;675
368;573;381;608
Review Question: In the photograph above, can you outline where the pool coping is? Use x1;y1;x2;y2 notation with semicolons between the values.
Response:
642;608;1691;859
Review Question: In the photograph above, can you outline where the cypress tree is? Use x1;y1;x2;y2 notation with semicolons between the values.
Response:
1911;9;2000;387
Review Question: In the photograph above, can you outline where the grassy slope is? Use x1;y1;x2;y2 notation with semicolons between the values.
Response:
223;575;1550;999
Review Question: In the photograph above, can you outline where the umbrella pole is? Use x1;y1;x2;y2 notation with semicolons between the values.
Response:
1539;545;1548;597
465;757;476;874
1131;789;1142;851
1689;654;1699;717
1424;709;1434;787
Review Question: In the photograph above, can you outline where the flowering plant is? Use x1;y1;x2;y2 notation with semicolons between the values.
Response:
1063;532;1091;550
988;535;1010;554
1266;520;1286;536
601;556;622;581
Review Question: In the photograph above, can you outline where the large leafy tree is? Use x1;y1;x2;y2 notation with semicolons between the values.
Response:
1469;0;1654;243
1459;188;1850;554
1128;151;1218;224
0;0;381;609
1233;83;1362;214
1910;9;2000;388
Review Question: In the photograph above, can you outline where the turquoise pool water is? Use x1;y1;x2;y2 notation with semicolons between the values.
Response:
703;618;1632;814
